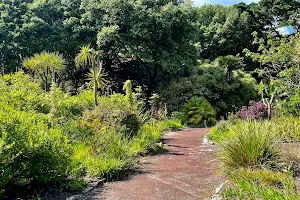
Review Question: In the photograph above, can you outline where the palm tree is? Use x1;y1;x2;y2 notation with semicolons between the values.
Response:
75;45;105;107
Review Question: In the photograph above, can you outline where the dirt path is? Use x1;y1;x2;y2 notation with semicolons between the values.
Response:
83;128;225;200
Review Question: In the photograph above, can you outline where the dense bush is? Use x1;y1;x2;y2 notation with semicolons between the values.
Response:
210;117;300;144
0;72;50;113
180;97;216;126
159;64;258;117
0;105;71;194
237;101;268;120
55;90;95;119
0;72;183;197
69;119;179;180
207;119;238;142
83;94;141;137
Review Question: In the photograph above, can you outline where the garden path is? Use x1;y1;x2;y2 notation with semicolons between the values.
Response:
84;128;225;200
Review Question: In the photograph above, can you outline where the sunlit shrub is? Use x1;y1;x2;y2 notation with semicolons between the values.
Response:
83;94;141;137
0;72;50;113
159;119;183;131
228;168;294;188
57;90;94;119
207;120;239;142
0;105;71;192
222;176;299;200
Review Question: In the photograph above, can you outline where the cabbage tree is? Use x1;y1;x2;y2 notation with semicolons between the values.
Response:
75;45;106;107
23;52;65;92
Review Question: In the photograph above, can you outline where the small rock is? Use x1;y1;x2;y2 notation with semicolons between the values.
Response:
203;136;214;145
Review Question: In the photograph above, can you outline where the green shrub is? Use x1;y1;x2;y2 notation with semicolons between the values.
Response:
0;72;50;113
69;128;132;180
218;121;280;173
128;120;164;156
212;117;300;144
228;168;294;188
56;90;94;119
66;178;88;191
180;97;216;127
69;119;168;180
270;117;300;141
159;119;183;131
278;92;300;117
207;120;239;142
222;178;299;200
83;94;141;137
0;105;71;193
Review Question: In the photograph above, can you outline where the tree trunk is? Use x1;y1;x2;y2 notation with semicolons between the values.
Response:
228;70;233;82
146;64;158;98
267;101;271;120
94;76;98;107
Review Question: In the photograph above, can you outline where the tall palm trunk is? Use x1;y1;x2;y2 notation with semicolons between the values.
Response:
92;63;98;107
94;76;98;107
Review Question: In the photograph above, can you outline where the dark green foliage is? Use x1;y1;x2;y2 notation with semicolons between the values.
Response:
160;63;258;117
196;4;266;60
180;97;216;127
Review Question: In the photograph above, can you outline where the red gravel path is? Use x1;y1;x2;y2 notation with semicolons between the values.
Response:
86;128;225;200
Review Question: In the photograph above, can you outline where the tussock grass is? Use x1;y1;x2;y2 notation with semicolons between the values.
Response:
218;121;280;173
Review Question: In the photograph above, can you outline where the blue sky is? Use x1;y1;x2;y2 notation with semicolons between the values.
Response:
193;0;259;6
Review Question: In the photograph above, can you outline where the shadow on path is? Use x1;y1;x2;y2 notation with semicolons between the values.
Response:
81;128;225;200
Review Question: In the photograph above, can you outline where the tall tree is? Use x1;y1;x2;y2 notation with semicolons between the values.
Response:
94;0;197;96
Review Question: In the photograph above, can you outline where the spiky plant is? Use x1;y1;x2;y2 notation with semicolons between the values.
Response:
75;45;105;107
23;52;65;92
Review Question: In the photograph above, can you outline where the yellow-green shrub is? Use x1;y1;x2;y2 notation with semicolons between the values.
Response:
0;105;71;193
0;72;50;113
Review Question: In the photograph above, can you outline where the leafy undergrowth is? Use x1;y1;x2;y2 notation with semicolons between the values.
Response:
0;73;184;199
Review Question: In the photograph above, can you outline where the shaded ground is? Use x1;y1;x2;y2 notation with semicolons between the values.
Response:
82;128;225;200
